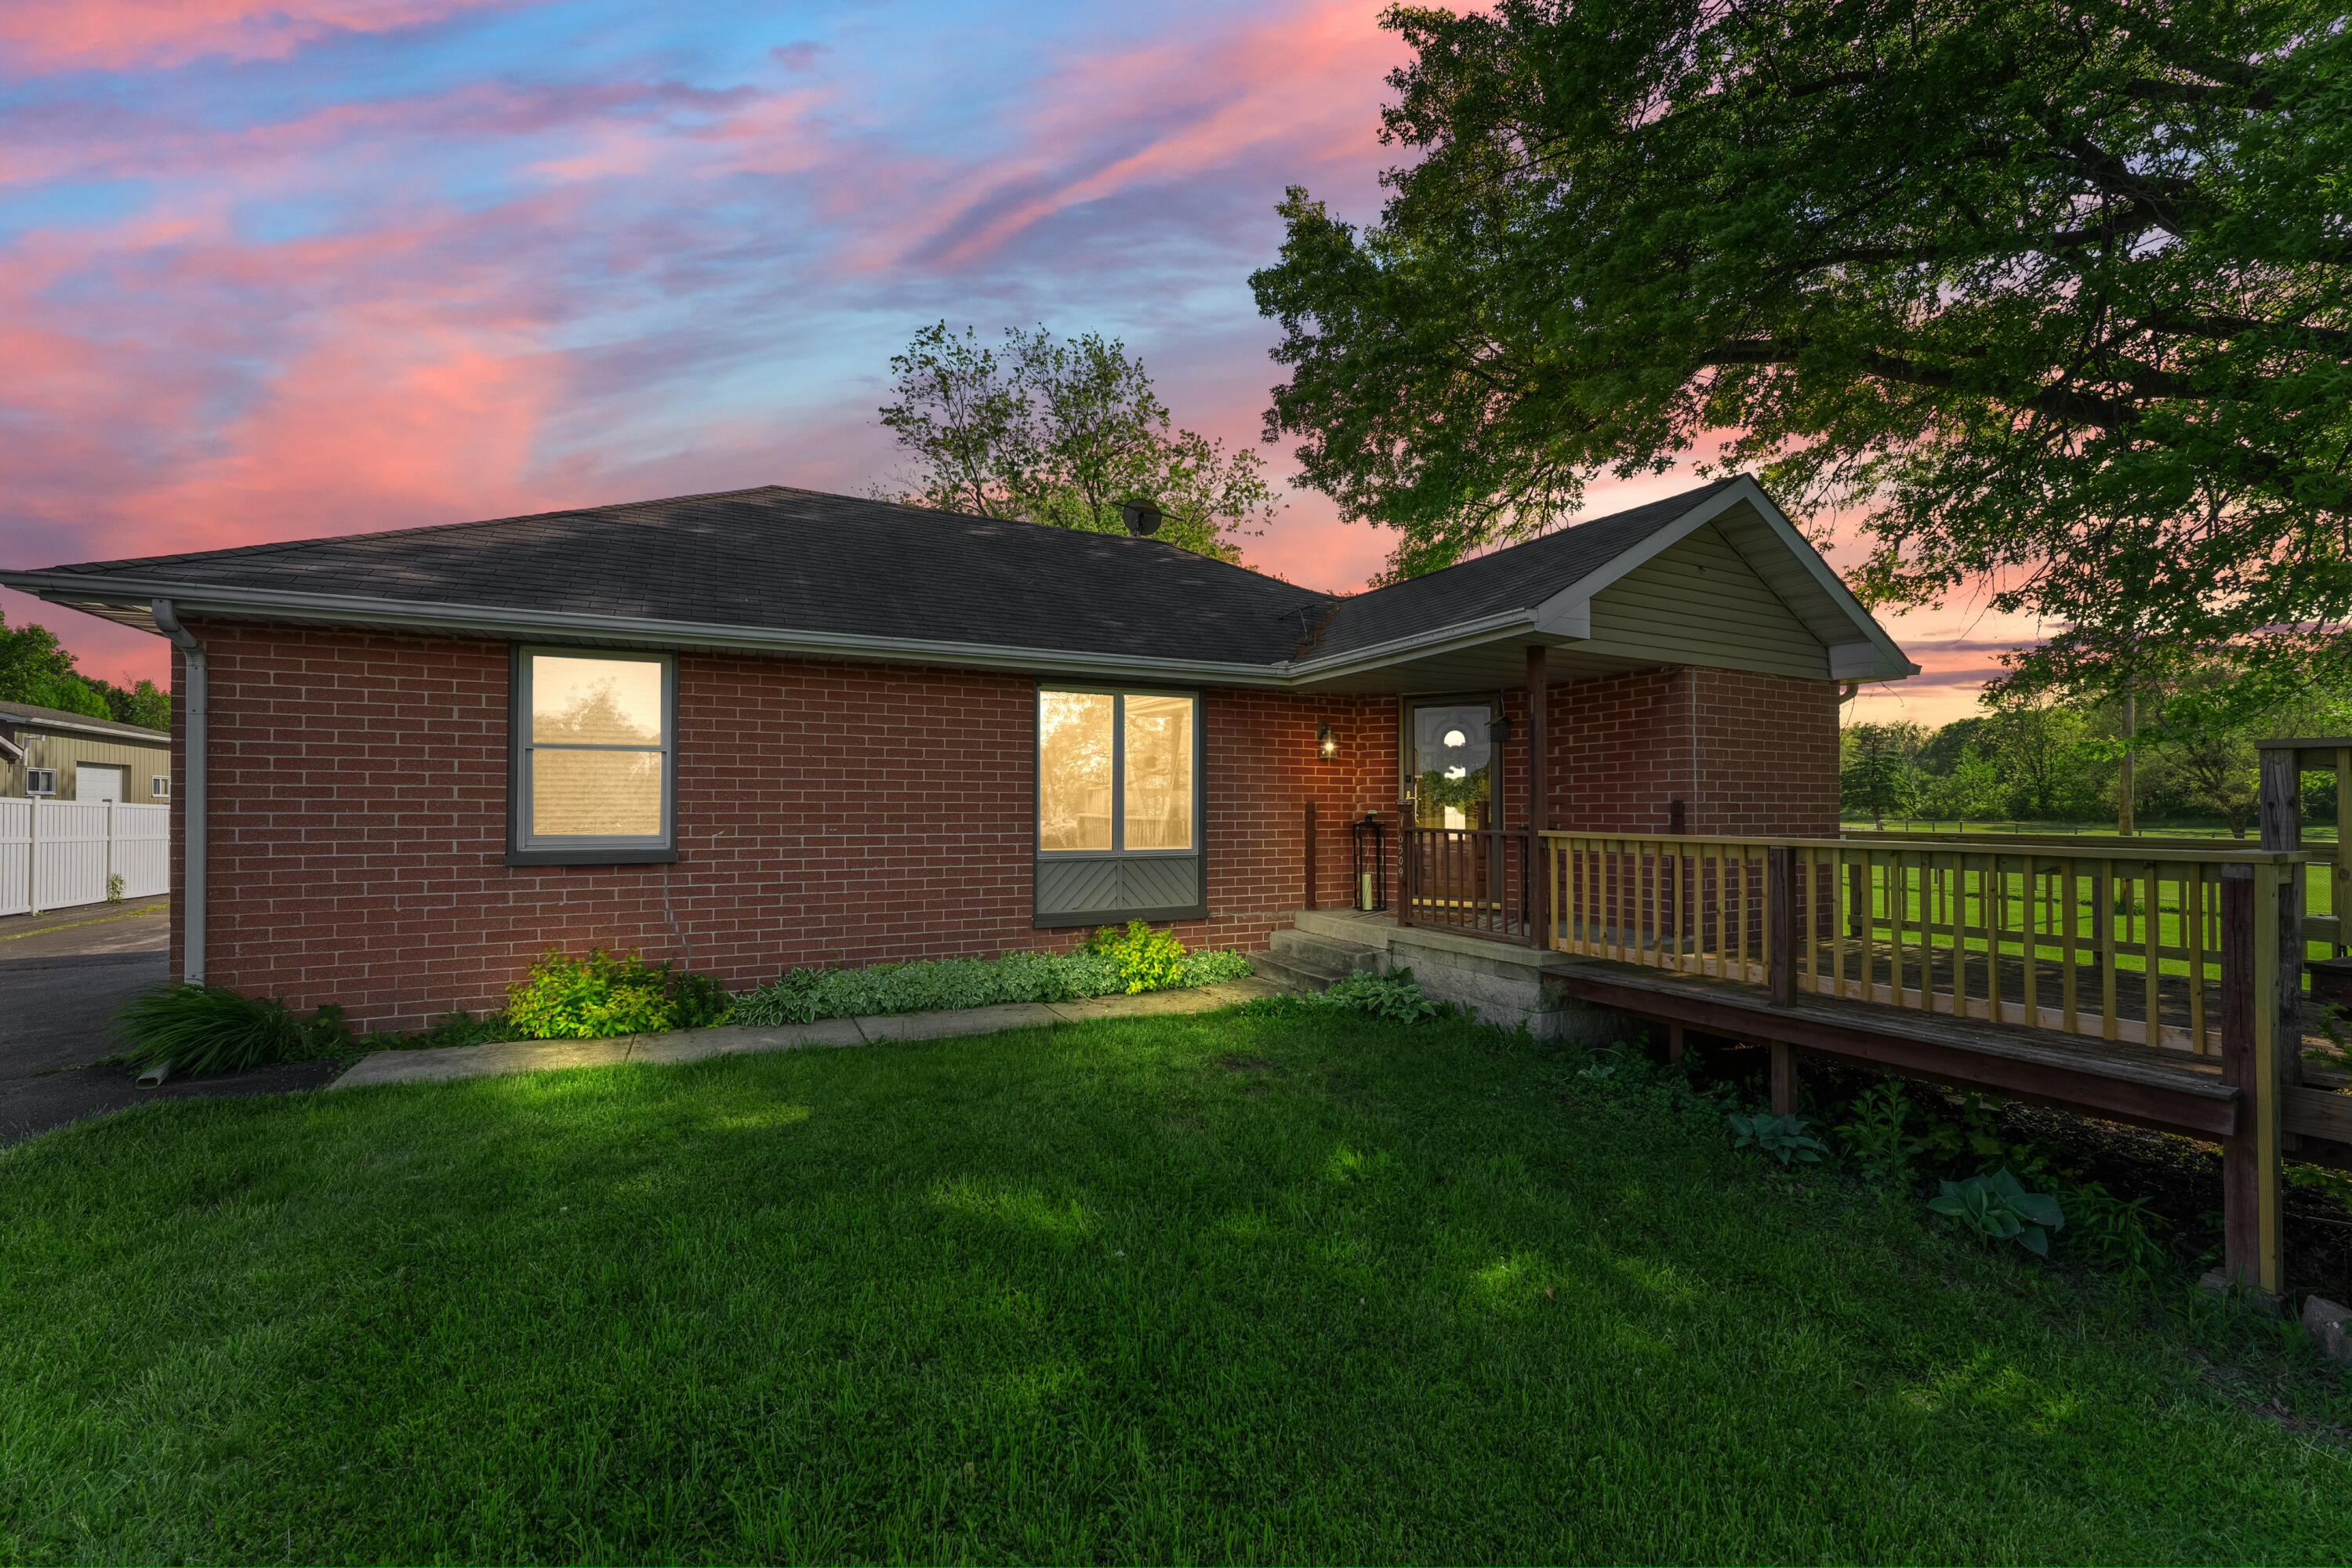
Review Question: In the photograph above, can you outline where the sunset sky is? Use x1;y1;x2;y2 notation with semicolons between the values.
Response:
0;0;2034;724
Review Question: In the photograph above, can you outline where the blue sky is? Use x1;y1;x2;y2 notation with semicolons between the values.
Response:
0;0;2011;717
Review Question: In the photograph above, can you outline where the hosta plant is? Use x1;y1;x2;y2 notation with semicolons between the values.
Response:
1726;1111;1828;1165
1929;1168;2067;1257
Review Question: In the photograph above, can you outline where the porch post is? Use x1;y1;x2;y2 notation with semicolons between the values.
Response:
1526;643;1549;947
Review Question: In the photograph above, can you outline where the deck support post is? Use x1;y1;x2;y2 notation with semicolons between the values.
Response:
1666;1022;1686;1066
1525;643;1549;949
1768;1040;1798;1116
2220;864;2285;1296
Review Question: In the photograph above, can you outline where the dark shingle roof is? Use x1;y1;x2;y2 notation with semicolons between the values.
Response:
18;480;1743;672
1305;480;1736;660
42;487;1338;669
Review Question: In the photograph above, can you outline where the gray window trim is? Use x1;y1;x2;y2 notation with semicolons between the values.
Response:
151;774;169;798
25;768;57;797
1035;685;1203;859
1033;684;1207;927
507;646;679;867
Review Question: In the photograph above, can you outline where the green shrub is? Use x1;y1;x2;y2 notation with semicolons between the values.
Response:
1837;1081;1926;1187
1306;967;1450;1023
506;950;733;1040
117;985;348;1076
2060;1180;2169;1279
1929;1167;2067;1256
731;938;1254;1027
1726;1111;1829;1165
1087;920;1189;993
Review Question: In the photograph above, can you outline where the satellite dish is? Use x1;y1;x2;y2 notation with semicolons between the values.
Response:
1120;498;1163;536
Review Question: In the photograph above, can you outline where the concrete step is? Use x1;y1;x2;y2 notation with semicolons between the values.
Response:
1251;952;1342;995
1291;907;1397;946
1267;926;1384;976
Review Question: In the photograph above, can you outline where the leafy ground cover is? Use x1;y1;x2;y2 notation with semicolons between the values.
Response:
734;924;1252;1026
5;1007;2350;1562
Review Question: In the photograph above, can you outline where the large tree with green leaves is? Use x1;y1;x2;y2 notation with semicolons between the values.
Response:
878;323;1279;563
0;609;169;728
1252;0;2352;688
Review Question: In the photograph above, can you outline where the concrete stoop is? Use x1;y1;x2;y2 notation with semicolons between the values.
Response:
1252;924;1388;995
1284;908;1634;1044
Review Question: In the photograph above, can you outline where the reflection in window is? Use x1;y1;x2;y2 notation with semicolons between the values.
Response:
1039;689;1197;855
1039;691;1114;851
1123;694;1194;851
520;651;671;845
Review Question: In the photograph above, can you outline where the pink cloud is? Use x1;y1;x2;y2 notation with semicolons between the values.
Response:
0;0;510;74
913;0;1405;269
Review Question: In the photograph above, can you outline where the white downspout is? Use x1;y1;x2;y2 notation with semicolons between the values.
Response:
150;600;206;985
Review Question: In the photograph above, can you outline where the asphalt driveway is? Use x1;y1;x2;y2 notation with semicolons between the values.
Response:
0;898;339;1146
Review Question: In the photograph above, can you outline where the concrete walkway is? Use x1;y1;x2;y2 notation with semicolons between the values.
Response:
329;977;1282;1091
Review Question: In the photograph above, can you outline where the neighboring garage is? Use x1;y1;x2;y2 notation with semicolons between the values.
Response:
0;701;171;919
0;699;170;804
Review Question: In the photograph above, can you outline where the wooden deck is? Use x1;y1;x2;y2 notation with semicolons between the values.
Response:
1542;952;2352;1155
1547;955;2239;1136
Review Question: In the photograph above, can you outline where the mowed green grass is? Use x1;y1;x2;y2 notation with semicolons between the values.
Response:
4;1010;2350;1563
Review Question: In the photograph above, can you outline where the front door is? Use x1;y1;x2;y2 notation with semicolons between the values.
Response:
76;765;123;803
1403;699;1499;919
1405;699;1496;830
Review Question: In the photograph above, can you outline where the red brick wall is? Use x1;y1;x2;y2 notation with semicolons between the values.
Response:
164;622;1837;1028
1484;666;1839;838
171;624;1399;1029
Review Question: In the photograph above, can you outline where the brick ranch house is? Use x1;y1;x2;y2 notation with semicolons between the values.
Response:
2;476;1914;1030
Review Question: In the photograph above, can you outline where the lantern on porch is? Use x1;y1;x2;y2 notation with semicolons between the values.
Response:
1351;811;1388;912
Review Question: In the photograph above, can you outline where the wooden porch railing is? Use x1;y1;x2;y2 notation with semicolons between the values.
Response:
1842;826;2342;953
1541;833;2310;1057
1399;826;1533;942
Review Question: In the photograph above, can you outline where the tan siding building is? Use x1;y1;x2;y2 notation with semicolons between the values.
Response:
0;702;171;802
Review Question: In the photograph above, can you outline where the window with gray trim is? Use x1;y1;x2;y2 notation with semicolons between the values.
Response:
25;768;56;797
1038;688;1198;857
513;648;675;859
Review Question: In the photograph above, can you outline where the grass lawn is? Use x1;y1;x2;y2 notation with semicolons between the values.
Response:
5;1007;2350;1563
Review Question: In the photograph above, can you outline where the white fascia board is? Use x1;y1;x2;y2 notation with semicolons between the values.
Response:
0;573;1296;688
1284;608;1541;685
1523;477;1919;680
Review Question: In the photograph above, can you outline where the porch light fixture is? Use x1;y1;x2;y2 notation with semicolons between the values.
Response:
1318;723;1339;760
1488;717;1516;745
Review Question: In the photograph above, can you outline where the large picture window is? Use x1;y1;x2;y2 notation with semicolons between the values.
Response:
512;649;675;862
1038;688;1196;855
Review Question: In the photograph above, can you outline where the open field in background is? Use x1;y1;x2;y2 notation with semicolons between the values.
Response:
1841;822;2341;975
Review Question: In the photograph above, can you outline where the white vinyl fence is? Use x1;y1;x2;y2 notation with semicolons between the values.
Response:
0;800;169;917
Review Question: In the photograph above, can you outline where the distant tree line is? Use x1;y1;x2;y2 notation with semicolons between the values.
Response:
0;609;169;730
1842;667;2352;837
